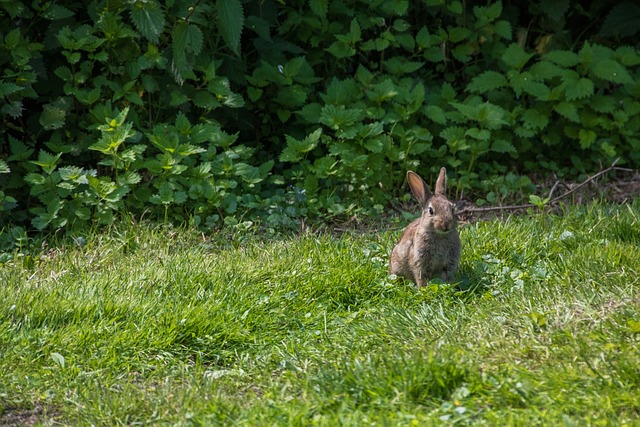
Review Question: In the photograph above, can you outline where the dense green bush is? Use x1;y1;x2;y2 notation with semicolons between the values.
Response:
1;0;639;233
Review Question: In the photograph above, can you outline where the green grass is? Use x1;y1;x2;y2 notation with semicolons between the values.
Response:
1;202;640;426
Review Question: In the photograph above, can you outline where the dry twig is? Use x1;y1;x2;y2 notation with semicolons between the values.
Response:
457;158;633;215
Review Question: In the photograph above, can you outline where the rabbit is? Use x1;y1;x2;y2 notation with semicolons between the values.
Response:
389;167;461;288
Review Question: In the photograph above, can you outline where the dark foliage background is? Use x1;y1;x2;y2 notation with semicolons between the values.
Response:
1;0;639;236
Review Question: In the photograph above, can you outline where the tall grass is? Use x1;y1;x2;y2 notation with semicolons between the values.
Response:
1;202;639;425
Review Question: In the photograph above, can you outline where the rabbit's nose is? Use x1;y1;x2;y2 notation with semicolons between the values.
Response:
440;219;454;232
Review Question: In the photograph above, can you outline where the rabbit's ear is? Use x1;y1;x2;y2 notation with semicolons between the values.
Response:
407;171;430;206
435;167;447;195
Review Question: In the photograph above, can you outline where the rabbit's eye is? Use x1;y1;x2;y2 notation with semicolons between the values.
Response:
428;206;434;216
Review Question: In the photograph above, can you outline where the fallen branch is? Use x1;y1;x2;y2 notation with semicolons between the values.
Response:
457;158;633;215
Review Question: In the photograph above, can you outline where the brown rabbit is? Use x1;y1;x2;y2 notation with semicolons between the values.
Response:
389;167;461;288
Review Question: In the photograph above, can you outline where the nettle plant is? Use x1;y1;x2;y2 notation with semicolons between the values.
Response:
272;1;639;207
1;0;639;233
1;0;273;230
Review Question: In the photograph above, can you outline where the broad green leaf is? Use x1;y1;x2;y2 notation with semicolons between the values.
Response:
311;157;338;178
578;129;597;148
309;0;328;18
553;102;580;122
0;159;9;174
176;144;206;157
175;112;191;134
89;139;113;155
451;102;508;129
8;136;34;161
296;103;322;123
279;142;304;163
75;207;91;220
501;43;532;69
416;27;434;48
42;4;74;20
380;0;408;15
591;59;633;84
173;191;187;204
234;163;263;185
319;105;364;130
1;101;23;118
121;145;145;163
193;91;219;109
59;166;85;182
466;70;508;93
0;82;23;97
615;46;640;66
367;79;398;103
494;20;512;39
478;103;509;129
25;173;46;185
88;176;117;198
349;15;364;38
247;86;263;102
150;182;175;205
364;136;385;153
448;27;471;43
393;19;411;32
323;78;359;105
522;108;549;130
40;105;66;130
326;41;355;58
529;61;566;79
491;139;516;153
440;82;457;101
473;1;502;23
358;122;384;139
383;57;423;75
222;92;244;108
31;150;62;174
599;1;640;38
282;57;306;77
466;128;490;140
509;71;550;100
440;126;466;142
589;96;616;113
130;0;165;43
31;200;62;230
280;129;323;162
192;123;222;144
118;171;142;186
259;160;274;176
424;105;447;125
562;74;594;101
4;29;21;49
184;23;203;55
543;50;579;67
171;22;199;83
274;85;308;108
217;0;244;55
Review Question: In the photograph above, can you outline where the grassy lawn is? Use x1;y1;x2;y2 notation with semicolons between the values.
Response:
1;202;639;426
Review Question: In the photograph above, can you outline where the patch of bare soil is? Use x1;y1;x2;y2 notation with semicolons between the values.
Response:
0;404;58;427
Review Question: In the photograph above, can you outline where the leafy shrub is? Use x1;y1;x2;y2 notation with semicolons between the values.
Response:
1;0;639;232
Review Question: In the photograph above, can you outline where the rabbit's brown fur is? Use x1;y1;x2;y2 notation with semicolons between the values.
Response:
389;168;460;288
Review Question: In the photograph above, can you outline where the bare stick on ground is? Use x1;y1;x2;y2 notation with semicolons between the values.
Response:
458;158;635;215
